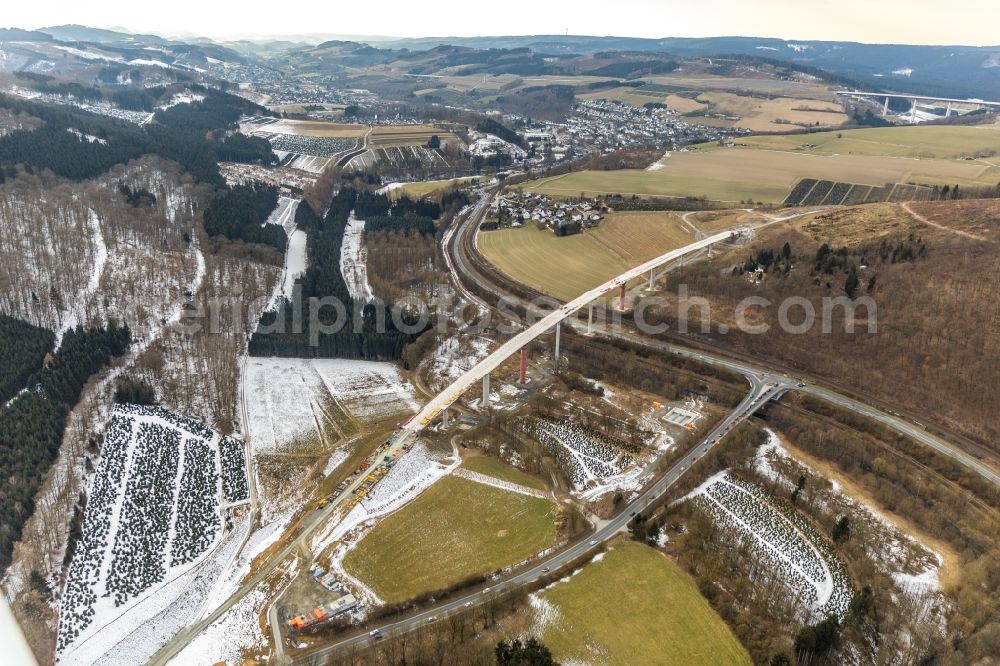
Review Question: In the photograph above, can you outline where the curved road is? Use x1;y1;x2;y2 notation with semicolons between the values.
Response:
153;188;999;666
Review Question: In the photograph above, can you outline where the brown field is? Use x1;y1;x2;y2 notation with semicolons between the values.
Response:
692;92;848;132
368;124;460;147
478;211;696;301
663;93;706;113
251;119;367;138
646;74;834;98
524;148;1000;203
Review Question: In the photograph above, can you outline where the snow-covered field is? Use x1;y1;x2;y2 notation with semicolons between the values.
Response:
244;358;420;454
264;196;298;233
340;212;375;303
57;405;249;663
687;471;853;619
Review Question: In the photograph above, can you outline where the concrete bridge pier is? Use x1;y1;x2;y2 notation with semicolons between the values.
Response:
554;322;561;370
442;408;450;429
482;373;490;407
587;303;594;334
648;268;655;290
883;96;890;117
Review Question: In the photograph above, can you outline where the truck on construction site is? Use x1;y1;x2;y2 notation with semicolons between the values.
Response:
288;594;359;633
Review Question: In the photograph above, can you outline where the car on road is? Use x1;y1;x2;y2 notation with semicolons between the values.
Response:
369;629;382;639
797;382;805;388
482;587;491;594
629;511;636;516
541;567;550;573
464;601;473;608
589;539;598;545
426;616;438;623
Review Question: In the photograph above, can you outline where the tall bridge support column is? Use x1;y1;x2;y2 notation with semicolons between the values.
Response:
883;96;890;117
910;98;918;123
648;268;655;290
482;373;490;407
519;348;528;384
553;322;561;371
619;284;626;311
587;303;594;334
442;408;450;429
946;101;953;118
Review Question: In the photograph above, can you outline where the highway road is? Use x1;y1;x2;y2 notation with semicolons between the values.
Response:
296;378;782;664
448;193;1000;486
154;188;998;665
149;194;751;666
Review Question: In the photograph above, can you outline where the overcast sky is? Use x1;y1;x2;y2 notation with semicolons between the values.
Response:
4;0;997;46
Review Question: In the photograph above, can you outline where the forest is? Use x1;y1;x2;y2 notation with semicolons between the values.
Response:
248;187;427;359
0;322;131;572
202;182;285;251
0;90;271;186
0;315;55;404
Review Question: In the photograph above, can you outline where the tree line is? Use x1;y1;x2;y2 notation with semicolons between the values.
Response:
202;182;285;251
0;89;272;187
0;315;55;405
0;321;131;572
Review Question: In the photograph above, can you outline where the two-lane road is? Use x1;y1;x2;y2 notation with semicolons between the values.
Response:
296;378;782;664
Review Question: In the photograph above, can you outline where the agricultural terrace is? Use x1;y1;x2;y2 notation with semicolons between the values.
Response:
533;541;751;666
478;210;695;301
388;176;481;199
243;358;420;455
342;475;559;603
368;124;460;148
522;148;1000;204
246;119;367;138
711;123;1000;160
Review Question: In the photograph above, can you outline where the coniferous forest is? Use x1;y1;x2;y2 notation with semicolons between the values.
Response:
0;322;131;571
248;187;428;359
0;89;272;187
0;315;55;404
202;182;285;251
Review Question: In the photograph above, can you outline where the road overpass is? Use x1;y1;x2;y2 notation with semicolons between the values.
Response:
295;377;783;664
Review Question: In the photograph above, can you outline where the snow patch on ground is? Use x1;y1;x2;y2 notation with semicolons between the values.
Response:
244;357;419;454
54;209;107;349
169;559;298;666
339;212;375;303
452;467;549;499
281;229;307;301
